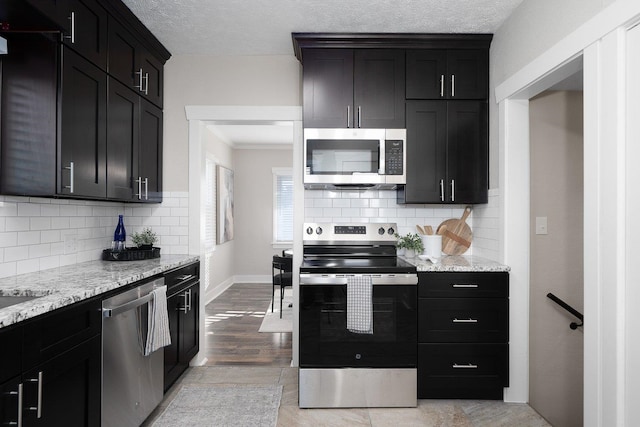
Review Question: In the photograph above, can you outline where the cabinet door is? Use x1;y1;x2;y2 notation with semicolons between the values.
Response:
61;0;108;70
446;101;488;203
137;99;163;202
0;376;21;426
108;19;139;90
447;50;488;100
302;49;354;128
59;47;107;199
22;336;101;427
180;283;200;364
406;50;447;99
399;101;446;204
106;78;138;200
354;49;405;128
164;291;181;392
138;49;164;108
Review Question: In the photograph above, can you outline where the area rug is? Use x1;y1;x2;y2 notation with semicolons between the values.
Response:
152;384;282;427
258;289;293;333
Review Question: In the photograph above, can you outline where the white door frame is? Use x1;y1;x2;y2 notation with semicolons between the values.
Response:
495;2;640;424
185;105;304;367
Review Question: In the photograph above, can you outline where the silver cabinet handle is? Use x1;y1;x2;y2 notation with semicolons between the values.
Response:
440;74;445;97
180;290;189;313
187;288;192;312
64;162;74;194
26;372;43;418
453;363;478;369
176;274;194;281
357;106;362;128
452;284;479;288
8;383;24;427
64;12;76;44
451;74;455;97
135;177;142;200
144;177;149;200
135;68;144;92
347;105;351;128
451;179;455;202
452;318;478;323
439;179;445;202
143;72;149;95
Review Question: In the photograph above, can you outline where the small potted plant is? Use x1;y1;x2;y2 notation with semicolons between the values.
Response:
395;232;424;258
130;227;158;250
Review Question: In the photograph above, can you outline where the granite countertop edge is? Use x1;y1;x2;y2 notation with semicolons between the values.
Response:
402;254;511;272
0;254;200;329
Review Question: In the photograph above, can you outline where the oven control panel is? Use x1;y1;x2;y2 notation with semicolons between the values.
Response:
303;223;397;242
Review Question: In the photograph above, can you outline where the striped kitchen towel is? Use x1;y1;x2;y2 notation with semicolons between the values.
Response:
346;275;373;334
145;286;171;356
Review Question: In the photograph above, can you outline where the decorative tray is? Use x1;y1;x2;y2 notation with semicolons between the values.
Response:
101;247;161;261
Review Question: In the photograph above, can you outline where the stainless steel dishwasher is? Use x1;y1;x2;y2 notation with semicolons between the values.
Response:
102;277;165;427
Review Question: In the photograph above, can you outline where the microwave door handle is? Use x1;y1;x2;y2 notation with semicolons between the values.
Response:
378;139;385;174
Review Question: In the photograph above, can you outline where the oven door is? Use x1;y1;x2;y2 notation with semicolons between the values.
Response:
299;274;417;368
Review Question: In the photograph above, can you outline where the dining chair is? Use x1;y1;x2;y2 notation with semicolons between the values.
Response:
272;255;292;318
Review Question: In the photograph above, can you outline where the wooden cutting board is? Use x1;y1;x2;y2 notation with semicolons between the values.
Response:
437;206;473;255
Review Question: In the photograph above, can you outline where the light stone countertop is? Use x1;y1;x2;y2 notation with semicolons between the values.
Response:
0;254;199;329
403;254;510;272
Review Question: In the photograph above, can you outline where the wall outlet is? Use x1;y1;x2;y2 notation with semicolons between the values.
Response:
535;217;548;235
64;234;78;254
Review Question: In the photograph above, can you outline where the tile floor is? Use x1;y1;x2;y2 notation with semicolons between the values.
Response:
143;283;551;426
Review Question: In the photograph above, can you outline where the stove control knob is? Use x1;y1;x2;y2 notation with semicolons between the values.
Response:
387;227;395;235
355;353;362;360
316;227;323;235
378;227;385;235
306;227;313;235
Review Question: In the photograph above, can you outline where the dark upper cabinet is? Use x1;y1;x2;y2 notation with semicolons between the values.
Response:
138;99;163;202
59;46;107;199
59;0;108;70
107;78;163;202
108;18;164;108
399;100;487;204
406;49;488;100
303;49;405;128
107;77;138;200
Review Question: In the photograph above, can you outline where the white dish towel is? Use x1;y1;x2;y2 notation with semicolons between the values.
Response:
346;275;373;334
145;286;171;356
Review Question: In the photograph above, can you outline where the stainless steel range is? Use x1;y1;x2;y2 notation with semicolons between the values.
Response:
299;223;418;408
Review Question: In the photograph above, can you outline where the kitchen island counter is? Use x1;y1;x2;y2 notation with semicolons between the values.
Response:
404;255;510;273
0;254;199;329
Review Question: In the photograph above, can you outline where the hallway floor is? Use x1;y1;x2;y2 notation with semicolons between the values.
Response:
145;283;550;426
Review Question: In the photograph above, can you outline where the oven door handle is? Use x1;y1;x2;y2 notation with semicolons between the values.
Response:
299;274;418;286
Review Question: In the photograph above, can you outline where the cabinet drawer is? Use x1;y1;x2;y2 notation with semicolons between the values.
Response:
418;298;508;343
22;297;101;369
418;343;508;399
418;272;508;298
165;262;200;295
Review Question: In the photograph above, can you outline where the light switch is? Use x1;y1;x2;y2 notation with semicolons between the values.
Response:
535;217;548;235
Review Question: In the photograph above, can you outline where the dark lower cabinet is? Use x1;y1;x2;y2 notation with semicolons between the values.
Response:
164;263;200;391
22;336;101;427
417;272;509;399
0;296;101;426
398;100;488;204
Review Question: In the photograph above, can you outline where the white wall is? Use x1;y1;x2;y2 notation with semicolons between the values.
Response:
234;148;293;279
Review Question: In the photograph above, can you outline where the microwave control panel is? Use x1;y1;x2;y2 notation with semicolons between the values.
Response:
385;140;404;175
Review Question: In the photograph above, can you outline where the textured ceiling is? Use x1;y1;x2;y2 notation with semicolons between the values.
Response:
121;0;525;56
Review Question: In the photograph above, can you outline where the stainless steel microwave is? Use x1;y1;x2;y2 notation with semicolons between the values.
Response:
303;128;407;190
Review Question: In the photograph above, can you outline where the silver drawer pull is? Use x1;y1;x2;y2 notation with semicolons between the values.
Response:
177;275;193;281
451;284;479;288
453;363;478;369
452;318;478;323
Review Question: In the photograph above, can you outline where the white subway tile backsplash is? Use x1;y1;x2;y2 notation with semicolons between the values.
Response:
0;193;190;276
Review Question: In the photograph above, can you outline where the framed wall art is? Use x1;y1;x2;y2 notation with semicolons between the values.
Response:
216;165;234;244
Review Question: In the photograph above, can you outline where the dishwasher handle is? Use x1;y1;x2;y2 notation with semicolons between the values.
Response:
102;285;166;318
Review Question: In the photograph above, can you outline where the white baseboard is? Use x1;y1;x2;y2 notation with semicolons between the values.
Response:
203;276;234;305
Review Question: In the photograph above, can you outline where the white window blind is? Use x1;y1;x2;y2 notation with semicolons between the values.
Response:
273;168;293;244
